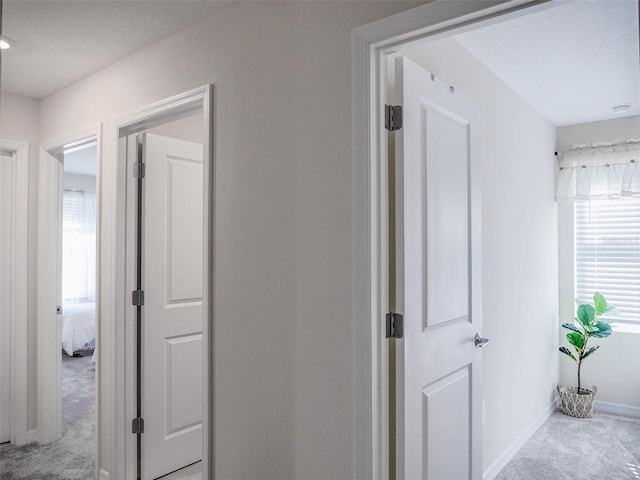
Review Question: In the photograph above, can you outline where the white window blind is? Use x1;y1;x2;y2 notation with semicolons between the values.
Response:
62;189;96;303
575;199;640;324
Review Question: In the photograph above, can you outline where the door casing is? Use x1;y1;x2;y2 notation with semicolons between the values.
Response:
38;127;101;479
110;85;214;480
0;139;29;446
351;1;561;479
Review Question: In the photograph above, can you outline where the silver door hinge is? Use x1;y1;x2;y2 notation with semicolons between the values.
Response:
385;105;403;132
132;417;144;434
386;312;404;339
133;162;145;178
132;290;145;306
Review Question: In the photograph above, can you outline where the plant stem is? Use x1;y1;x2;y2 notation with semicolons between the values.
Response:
578;333;589;394
578;358;582;393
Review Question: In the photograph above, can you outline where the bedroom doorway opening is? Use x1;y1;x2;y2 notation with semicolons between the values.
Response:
35;127;101;479
60;139;98;472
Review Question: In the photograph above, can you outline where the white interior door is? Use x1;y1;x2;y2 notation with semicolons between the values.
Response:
141;133;204;479
395;56;483;480
37;149;64;444
0;151;14;443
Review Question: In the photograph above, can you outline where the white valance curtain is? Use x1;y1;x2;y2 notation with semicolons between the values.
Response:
62;189;96;303
556;138;640;201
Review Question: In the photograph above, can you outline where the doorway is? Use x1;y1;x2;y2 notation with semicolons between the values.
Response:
0;139;28;447
60;140;98;474
111;86;213;480
353;2;572;480
355;1;638;479
34;131;101;478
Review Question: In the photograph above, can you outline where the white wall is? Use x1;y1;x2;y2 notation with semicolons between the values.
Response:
557;115;640;410
0;92;40;432
398;37;558;472
37;2;423;478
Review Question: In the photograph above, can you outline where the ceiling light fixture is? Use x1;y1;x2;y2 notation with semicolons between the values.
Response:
0;35;15;50
612;103;631;114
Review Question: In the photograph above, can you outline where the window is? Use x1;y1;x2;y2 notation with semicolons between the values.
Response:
62;189;96;303
575;199;640;324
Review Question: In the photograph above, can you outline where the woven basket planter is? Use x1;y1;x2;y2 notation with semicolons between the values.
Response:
557;385;597;418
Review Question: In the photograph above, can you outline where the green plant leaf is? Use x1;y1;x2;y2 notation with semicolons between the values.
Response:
590;321;612;338
593;292;607;316
603;305;618;316
584;324;600;333
581;345;600;361
561;322;581;333
559;346;577;362
577;304;595;327
566;332;585;351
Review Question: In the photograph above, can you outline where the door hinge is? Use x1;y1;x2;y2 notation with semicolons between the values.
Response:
134;134;145;178
133;162;146;178
385;105;403;132
132;417;144;434
132;290;145;306
386;312;404;339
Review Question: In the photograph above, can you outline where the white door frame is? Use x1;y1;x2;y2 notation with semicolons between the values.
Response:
0;139;29;446
37;125;102;459
351;1;558;478
109;85;214;480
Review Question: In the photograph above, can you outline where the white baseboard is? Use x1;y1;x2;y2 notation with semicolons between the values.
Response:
595;400;640;418
99;469;109;480
483;398;559;480
26;429;38;444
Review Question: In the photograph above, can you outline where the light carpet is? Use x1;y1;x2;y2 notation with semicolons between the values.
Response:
495;410;640;480
0;354;95;480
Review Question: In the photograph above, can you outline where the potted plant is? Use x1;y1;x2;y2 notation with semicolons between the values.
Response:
558;292;614;418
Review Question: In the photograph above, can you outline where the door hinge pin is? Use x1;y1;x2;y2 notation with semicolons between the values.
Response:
132;417;144;434
385;105;403;132
132;290;144;306
386;312;404;339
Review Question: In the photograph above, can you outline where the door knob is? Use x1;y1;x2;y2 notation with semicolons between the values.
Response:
475;333;490;348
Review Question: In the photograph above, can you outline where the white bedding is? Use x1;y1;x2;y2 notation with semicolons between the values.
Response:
61;302;95;356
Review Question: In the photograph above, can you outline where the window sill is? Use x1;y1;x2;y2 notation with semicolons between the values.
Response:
611;323;640;334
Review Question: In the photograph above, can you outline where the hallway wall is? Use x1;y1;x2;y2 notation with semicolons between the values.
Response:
0;92;40;432
37;2;424;478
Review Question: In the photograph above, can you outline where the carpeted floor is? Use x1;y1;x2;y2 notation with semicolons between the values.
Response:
0;354;95;480
496;410;640;480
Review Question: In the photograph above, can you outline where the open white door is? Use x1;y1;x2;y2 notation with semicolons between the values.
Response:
140;133;204;479
37;149;64;444
395;56;484;480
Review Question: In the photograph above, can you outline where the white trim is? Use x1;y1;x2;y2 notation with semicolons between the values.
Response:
482;398;559;480
26;428;38;444
110;85;213;480
0;139;29;446
99;468;110;480
595;400;640;418
351;2;557;478
37;125;102;460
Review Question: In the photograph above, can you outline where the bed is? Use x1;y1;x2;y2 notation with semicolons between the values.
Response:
61;302;96;357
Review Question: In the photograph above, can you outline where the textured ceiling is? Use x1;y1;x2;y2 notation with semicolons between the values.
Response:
1;1;232;99
455;0;640;126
